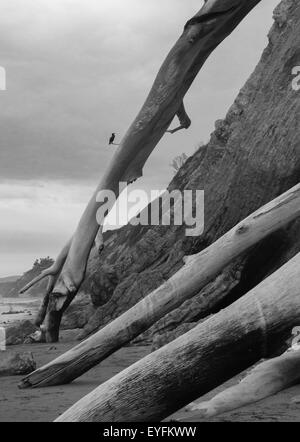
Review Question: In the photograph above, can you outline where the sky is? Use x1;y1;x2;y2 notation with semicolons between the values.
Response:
0;0;279;277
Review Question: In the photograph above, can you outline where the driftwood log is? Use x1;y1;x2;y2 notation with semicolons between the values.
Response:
54;251;300;422
20;0;263;342
19;183;300;388
184;349;300;419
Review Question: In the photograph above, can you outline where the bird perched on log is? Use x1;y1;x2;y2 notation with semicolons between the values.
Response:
109;133;116;145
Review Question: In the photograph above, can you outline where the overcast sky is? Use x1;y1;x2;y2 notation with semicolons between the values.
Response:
0;0;279;277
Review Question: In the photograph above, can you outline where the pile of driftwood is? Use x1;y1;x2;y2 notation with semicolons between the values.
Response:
18;0;300;421
20;184;300;421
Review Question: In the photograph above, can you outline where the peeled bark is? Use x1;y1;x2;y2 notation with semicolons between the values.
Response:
19;183;300;388
22;0;263;342
55;251;300;422
184;350;300;419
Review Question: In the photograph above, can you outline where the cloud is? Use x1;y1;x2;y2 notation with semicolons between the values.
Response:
0;180;93;276
0;0;278;184
0;0;201;183
0;0;279;275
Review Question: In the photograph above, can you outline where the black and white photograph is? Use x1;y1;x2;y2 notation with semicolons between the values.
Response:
0;0;300;426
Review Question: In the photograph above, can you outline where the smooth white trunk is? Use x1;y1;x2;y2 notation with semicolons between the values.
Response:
21;0;263;342
55;251;300;422
19;183;300;388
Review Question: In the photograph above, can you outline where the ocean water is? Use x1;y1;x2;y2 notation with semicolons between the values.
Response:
0;297;40;327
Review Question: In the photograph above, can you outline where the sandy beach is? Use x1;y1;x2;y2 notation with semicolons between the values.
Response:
0;341;300;422
0;297;40;327
0;342;150;422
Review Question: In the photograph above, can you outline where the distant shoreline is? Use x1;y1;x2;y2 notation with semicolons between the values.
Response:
0;297;40;327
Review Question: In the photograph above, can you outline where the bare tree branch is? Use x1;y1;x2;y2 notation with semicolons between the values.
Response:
19;182;300;388
54;252;300;421
24;0;263;342
167;101;191;134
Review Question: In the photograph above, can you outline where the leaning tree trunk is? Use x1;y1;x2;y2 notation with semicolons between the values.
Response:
75;0;300;348
183;349;300;420
19;183;300;388
21;0;263;342
54;251;300;422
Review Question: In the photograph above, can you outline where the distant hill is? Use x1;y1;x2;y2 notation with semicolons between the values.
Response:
0;276;20;283
79;0;300;346
0;258;54;298
0;277;20;297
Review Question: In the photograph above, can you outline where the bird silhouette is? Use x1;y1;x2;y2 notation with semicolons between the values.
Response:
109;133;116;145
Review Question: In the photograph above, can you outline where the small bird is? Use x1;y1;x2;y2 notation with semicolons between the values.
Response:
109;133;116;145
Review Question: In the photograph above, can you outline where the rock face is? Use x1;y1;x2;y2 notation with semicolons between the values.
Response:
77;0;299;345
0;351;36;376
1;262;52;298
61;292;96;331
5;321;38;346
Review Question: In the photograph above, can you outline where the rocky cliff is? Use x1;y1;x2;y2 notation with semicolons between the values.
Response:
73;0;300;348
7;1;286;347
3;259;54;298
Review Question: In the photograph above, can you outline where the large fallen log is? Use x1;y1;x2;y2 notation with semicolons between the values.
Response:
183;349;300;420
55;251;300;422
21;0;263;342
20;183;300;388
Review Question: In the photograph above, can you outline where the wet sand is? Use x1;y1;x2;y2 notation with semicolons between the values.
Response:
0;342;300;422
0;297;40;326
0;342;150;422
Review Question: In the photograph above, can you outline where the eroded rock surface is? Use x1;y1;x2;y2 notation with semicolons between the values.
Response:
76;0;299;348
